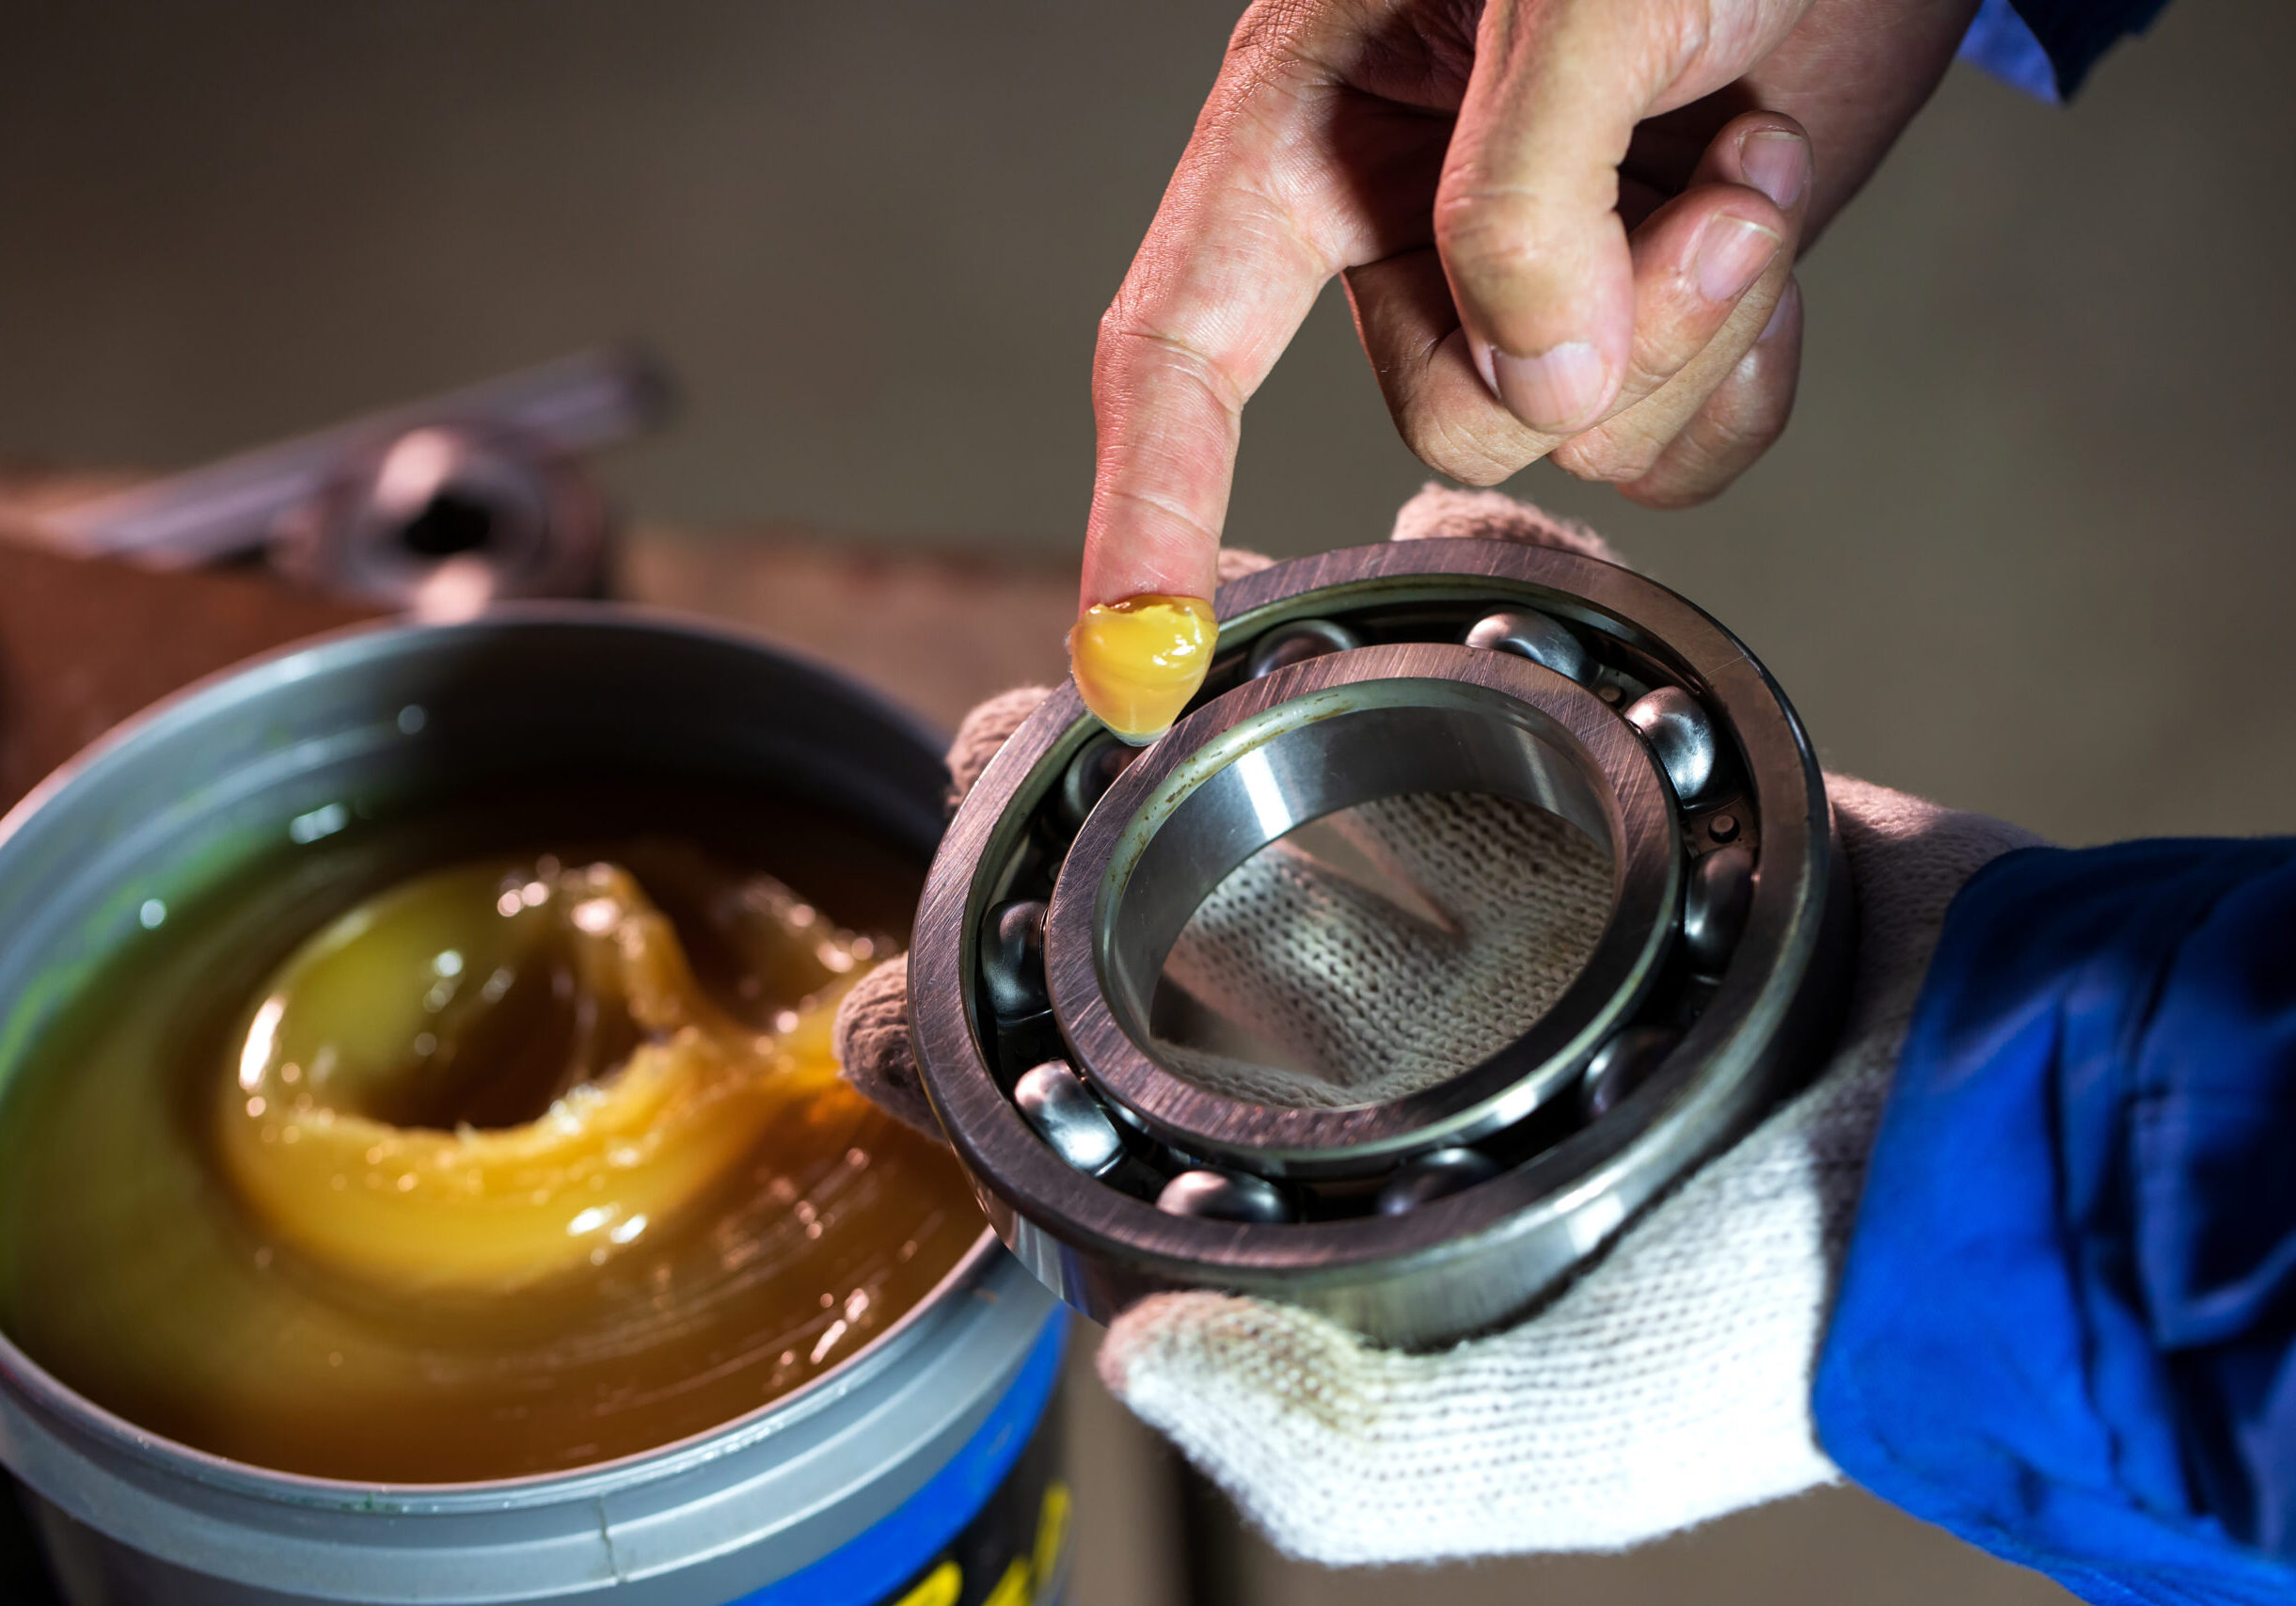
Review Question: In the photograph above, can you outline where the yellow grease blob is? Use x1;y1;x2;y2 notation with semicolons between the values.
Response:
220;861;852;1291
0;817;984;1483
1069;594;1215;743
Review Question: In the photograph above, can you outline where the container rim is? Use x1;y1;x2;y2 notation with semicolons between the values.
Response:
0;601;1007;1511
0;598;950;856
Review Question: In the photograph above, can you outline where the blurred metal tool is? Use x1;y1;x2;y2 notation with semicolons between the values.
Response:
38;347;670;617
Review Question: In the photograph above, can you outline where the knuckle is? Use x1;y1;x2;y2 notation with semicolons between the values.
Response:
1093;313;1247;420
1434;197;1546;292
1623;385;1795;507
1691;361;1795;458
1094;298;1131;353
1721;399;1791;460
1227;0;1319;59
1401;405;1541;486
1552;428;1663;485
1221;0;1336;112
1621;325;1708;394
1094;300;1158;376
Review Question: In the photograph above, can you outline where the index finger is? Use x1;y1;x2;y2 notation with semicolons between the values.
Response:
1080;20;1366;611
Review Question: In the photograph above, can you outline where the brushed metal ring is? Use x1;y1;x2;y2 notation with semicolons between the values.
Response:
1044;643;1681;1178
909;537;1851;1347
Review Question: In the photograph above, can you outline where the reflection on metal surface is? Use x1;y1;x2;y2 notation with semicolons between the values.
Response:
1014;1060;1126;1177
1623;684;1719;803
1155;1169;1294;1224
1374;1147;1504;1216
1579;1025;1684;1122
1683;843;1757;977
1464;608;1594;686
1243;617;1363;680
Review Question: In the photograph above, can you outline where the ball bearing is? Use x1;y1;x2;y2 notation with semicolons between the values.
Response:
910;537;1851;1347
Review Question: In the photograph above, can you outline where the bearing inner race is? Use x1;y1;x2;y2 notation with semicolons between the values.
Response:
1049;643;1681;1177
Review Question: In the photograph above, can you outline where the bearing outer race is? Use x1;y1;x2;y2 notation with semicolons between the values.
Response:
910;539;1851;1345
1042;644;1682;1175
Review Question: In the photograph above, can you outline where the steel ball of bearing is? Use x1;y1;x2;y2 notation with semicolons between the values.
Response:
909;537;1851;1348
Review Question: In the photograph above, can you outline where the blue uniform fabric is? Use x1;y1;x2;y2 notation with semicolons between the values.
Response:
1959;0;2177;99
1813;840;2296;1605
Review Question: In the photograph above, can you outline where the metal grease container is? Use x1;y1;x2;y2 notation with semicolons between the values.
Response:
911;539;1853;1347
0;610;1064;1604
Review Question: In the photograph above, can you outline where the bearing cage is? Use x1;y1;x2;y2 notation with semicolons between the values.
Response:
910;540;1851;1346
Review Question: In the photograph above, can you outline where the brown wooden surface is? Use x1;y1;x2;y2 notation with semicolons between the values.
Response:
0;518;1076;818
618;526;1073;732
0;544;376;816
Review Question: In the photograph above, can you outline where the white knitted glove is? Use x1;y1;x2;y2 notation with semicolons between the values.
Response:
836;486;2041;1566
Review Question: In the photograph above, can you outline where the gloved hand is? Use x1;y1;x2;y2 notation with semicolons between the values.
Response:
835;485;2040;1566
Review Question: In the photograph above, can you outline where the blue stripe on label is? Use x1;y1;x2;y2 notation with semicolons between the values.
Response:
727;1311;1069;1606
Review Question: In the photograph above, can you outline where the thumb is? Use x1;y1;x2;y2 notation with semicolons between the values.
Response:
1099;1289;1396;1563
829;953;942;1137
1438;0;1797;437
835;685;1057;1134
945;686;1053;805
1436;0;1682;433
1824;774;2048;1050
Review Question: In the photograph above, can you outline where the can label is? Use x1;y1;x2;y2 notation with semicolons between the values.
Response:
875;1415;1068;1606
728;1313;1069;1606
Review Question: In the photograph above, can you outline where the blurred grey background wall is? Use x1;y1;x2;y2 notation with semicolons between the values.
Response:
3;1;2288;1602
6;0;2293;849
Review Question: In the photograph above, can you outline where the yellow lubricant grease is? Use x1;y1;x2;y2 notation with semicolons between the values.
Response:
0;806;982;1483
220;861;851;1291
1069;595;1215;744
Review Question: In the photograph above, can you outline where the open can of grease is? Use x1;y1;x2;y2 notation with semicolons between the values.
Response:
0;610;1067;1604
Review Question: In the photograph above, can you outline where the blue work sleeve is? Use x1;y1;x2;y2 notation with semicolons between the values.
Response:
1813;839;2296;1605
1959;0;2177;99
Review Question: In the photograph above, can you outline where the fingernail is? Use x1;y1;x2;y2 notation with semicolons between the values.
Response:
1760;278;1800;342
1490;342;1610;434
1472;339;1500;396
1741;130;1809;211
1694;215;1780;304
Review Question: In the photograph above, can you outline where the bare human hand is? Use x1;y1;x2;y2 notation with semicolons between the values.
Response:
1079;0;1981;614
